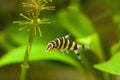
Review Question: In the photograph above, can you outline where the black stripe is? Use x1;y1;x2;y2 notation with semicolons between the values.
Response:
64;38;68;49
76;52;80;56
82;45;84;49
54;39;58;48
74;43;78;50
59;37;63;49
68;40;73;50
51;41;55;48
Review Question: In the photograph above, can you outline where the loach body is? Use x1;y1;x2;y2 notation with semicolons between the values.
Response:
46;35;90;60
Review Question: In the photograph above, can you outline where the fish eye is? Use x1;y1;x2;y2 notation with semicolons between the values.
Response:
48;44;51;47
48;43;53;48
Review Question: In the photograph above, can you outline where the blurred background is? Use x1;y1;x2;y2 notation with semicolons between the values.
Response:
0;0;120;80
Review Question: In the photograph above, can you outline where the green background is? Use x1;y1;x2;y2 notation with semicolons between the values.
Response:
0;0;120;80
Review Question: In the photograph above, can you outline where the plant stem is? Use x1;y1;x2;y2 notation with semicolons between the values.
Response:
20;27;35;80
19;0;52;79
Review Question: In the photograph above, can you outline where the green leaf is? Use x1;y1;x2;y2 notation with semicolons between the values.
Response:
94;52;120;75
113;14;120;24
2;22;67;50
90;34;105;61
0;44;81;70
113;14;120;33
58;7;105;61
77;33;105;62
111;41;120;55
58;7;95;38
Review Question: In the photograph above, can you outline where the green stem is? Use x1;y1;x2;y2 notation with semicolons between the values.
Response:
20;27;35;80
19;0;52;79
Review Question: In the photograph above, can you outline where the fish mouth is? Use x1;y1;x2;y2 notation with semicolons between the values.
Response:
46;47;52;52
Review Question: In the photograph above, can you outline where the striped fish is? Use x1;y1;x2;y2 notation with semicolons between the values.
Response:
46;35;90;60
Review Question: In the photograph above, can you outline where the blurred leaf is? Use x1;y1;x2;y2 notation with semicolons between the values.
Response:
0;30;18;50
5;24;29;45
58;7;105;62
0;24;29;50
0;44;81;70
94;52;120;75
113;14;120;31
77;34;92;45
90;34;105;61
58;7;95;38
2;21;67;50
113;14;120;24
111;41;120;55
77;33;105;62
